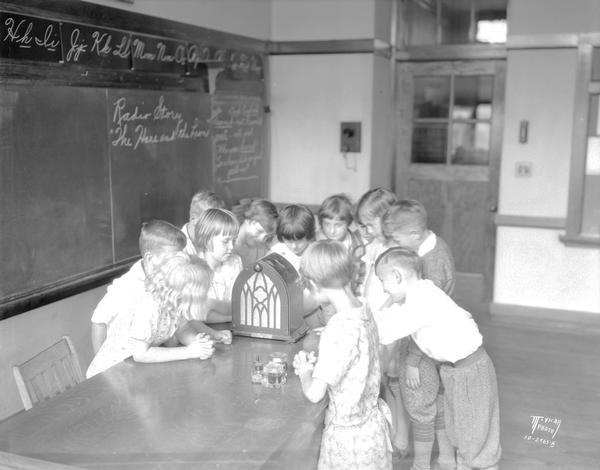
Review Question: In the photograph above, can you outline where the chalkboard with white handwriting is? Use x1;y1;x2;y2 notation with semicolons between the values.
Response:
0;85;215;310
210;93;266;208
0;2;267;318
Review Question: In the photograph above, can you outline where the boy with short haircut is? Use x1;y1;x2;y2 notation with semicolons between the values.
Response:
382;199;455;295
91;220;186;354
182;190;226;256
382;199;457;468
375;248;501;470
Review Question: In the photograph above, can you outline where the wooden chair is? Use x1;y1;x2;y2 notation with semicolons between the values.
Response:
13;336;84;410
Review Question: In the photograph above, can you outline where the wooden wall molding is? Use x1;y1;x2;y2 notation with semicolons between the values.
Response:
396;44;507;61
494;214;566;229
507;34;579;49
267;38;391;58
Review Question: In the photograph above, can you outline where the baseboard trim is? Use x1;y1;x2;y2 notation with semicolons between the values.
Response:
490;302;600;335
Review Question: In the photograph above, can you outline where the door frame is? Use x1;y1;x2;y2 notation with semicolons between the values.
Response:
394;59;506;302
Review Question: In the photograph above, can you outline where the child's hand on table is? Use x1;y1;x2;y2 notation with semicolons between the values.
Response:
214;330;232;345
187;333;215;360
293;350;317;376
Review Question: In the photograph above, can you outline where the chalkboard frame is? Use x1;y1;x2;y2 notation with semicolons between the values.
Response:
0;0;269;319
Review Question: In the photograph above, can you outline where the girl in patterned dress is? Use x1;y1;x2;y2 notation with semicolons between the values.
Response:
356;188;411;456
86;253;216;378
293;240;392;470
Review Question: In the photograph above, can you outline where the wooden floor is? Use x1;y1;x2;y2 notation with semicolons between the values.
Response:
393;302;600;470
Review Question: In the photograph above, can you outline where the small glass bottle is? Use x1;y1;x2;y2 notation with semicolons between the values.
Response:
269;352;288;384
251;355;264;384
263;361;285;388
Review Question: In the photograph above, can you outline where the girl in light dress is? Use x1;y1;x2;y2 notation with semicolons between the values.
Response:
87;253;216;378
192;208;243;327
356;188;411;455
293;240;392;470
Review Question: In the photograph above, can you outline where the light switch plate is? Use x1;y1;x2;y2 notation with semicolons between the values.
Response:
515;161;532;178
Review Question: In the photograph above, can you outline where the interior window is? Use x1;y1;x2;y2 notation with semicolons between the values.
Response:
412;74;493;166
403;0;507;46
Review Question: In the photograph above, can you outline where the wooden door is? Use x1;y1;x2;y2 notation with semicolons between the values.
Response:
395;60;505;302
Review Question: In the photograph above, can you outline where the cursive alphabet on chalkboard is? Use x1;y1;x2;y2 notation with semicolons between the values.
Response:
61;22;131;68
0;13;61;62
3;17;35;48
130;34;186;74
65;28;87;62
113;34;132;59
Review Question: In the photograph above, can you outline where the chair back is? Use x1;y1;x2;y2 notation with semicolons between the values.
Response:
13;336;84;410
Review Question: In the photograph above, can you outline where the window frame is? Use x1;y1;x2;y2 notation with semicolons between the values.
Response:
562;42;600;247
411;71;494;166
401;0;508;48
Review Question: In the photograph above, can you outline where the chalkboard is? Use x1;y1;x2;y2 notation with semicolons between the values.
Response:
0;84;113;301
0;1;268;318
108;89;212;260
0;82;269;318
210;92;266;208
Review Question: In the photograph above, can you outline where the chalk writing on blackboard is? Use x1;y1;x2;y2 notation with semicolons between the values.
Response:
61;23;131;68
110;95;209;150
0;13;61;62
210;95;264;185
131;35;186;73
187;43;263;79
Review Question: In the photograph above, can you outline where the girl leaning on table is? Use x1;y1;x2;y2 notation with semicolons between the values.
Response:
86;253;219;378
293;240;393;470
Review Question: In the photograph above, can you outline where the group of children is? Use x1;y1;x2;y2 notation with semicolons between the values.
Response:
291;189;500;470
87;187;500;470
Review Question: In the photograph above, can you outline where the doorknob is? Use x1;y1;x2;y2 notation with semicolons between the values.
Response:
489;205;498;212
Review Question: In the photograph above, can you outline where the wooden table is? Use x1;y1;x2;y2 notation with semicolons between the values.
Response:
0;336;326;470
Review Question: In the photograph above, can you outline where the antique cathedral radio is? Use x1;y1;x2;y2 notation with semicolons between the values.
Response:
232;253;308;341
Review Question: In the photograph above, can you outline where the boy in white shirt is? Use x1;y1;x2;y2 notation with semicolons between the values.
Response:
375;247;501;470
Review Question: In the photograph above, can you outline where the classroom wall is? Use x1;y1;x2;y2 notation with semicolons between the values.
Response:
269;53;374;203
270;0;375;41
85;0;272;39
269;0;394;204
494;0;600;315
0;287;105;420
508;0;600;35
